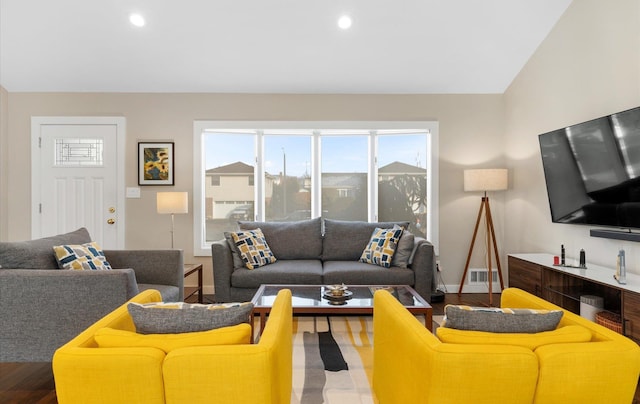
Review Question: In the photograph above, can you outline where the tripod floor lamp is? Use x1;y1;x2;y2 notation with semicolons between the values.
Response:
458;169;508;306
157;191;189;249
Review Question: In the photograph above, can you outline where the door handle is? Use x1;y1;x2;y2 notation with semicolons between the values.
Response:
107;218;115;225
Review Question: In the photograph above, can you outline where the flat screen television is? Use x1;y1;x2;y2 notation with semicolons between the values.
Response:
539;106;640;231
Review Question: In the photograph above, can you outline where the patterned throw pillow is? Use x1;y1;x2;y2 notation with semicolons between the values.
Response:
53;241;112;270
230;228;277;269
127;301;254;334
443;305;563;333
359;227;404;268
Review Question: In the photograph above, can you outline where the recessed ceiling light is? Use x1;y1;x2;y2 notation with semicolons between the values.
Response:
129;13;146;27
338;15;352;30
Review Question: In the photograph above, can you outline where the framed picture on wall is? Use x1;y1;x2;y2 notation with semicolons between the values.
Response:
138;142;174;185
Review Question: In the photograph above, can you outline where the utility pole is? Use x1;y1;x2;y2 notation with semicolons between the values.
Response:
282;148;287;217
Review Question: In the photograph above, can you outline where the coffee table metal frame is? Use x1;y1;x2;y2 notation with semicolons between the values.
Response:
251;284;432;335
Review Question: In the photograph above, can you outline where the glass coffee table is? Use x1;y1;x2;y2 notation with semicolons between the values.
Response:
251;284;432;335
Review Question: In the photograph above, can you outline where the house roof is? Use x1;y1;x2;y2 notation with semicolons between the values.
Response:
379;161;425;174
208;161;424;178
206;161;253;175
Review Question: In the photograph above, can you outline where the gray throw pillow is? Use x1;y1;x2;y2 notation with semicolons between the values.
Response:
391;227;415;268
443;305;563;333
0;227;92;269
224;231;246;269
128;301;254;334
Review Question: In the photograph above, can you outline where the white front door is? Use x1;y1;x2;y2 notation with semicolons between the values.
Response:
31;117;126;248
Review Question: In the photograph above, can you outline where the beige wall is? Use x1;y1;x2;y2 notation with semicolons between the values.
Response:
505;0;640;272
7;0;634;293
3;92;504;292
0;86;7;240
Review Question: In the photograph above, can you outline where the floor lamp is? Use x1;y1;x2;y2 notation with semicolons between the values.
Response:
157;192;189;249
458;169;508;306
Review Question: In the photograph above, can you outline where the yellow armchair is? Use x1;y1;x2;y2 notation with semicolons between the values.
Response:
162;288;292;403
501;287;640;404
373;289;538;404
53;288;293;404
373;288;640;404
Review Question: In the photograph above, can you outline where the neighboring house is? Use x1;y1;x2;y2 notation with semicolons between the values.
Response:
321;172;367;200
378;161;425;180
205;162;275;220
205;161;425;220
205;162;254;219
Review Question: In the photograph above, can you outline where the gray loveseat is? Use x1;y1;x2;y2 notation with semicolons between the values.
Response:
0;228;184;362
212;218;435;302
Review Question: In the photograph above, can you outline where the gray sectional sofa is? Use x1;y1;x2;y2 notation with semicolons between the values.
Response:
211;218;435;302
0;228;184;362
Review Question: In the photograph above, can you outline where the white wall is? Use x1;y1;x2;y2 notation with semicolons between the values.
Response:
505;0;640;273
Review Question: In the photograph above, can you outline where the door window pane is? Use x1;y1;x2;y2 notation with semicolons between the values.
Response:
378;134;427;237
55;138;103;166
204;133;255;242
264;135;312;221
321;136;368;221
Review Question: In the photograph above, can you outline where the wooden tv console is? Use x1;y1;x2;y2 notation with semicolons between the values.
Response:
508;253;640;342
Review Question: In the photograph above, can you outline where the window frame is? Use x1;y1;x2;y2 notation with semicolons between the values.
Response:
193;121;439;256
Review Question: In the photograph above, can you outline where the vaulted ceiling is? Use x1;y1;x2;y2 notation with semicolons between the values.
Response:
0;0;573;93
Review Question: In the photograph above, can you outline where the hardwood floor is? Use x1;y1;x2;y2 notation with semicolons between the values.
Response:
0;293;494;403
0;362;57;404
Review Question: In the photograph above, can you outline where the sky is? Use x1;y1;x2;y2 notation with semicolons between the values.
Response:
205;133;427;176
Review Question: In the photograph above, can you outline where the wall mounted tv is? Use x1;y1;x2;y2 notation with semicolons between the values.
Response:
539;106;640;240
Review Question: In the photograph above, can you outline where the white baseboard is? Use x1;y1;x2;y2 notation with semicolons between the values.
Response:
442;283;502;294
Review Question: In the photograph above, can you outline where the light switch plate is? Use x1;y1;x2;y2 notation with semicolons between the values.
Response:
126;187;141;198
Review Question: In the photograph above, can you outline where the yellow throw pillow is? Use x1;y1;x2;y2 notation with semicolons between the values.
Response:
53;241;112;270
94;323;252;353
436;325;592;350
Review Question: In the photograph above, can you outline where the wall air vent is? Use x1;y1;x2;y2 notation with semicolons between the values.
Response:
469;269;499;284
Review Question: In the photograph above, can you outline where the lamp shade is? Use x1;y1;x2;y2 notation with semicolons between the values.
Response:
157;192;189;214
464;169;508;192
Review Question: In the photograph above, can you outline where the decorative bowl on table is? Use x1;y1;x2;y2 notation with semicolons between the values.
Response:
323;284;352;301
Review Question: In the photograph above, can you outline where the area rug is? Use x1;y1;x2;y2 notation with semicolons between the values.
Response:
289;315;441;404
291;316;375;404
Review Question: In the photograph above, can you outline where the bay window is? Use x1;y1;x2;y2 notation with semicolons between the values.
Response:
193;121;438;256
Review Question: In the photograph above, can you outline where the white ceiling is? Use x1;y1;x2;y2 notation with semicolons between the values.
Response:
0;0;573;94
